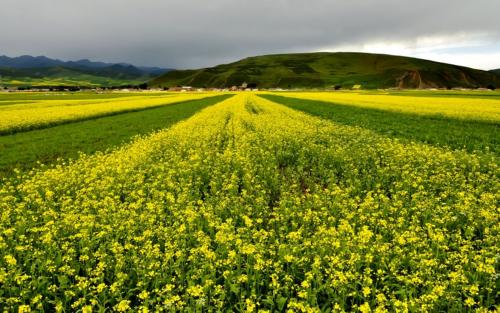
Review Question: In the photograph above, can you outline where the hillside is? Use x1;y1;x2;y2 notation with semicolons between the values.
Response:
150;52;498;89
490;69;500;76
0;55;172;87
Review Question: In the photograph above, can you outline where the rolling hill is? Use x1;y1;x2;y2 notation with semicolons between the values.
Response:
490;68;500;76
150;52;498;89
0;55;172;87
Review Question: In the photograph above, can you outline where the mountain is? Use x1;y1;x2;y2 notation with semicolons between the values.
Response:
490;69;500;76
0;55;63;68
150;52;498;89
0;55;172;74
0;55;173;87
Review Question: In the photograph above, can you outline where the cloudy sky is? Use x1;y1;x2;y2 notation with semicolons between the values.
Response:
1;0;499;70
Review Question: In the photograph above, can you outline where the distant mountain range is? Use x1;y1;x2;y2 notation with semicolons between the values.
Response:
1;53;498;89
0;55;173;87
150;52;499;89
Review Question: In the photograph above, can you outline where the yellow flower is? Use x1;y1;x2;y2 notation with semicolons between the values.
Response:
359;302;371;313
362;287;371;297
468;284;479;296
96;283;107;293
138;290;149;300
376;293;386;304
238;274;248;283
82;305;92;313
187;285;204;298
18;305;31;313
114;300;130;312
464;297;475;307
245;298;256;312
4;255;17;266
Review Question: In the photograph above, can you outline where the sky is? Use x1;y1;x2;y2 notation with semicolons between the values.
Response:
1;0;499;70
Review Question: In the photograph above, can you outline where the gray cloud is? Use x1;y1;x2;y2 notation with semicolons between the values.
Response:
1;0;499;69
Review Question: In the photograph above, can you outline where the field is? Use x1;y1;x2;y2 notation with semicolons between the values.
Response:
0;91;498;312
0;77;145;88
0;93;213;134
0;95;231;176
261;91;499;153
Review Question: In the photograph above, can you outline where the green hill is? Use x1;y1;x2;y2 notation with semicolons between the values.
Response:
0;55;172;88
150;52;498;89
490;69;500;76
0;66;152;88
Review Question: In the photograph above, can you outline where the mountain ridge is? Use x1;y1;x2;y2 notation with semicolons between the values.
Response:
0;55;173;87
150;52;498;89
0;54;172;74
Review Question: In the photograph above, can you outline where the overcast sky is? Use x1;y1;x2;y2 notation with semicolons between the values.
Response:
1;0;499;70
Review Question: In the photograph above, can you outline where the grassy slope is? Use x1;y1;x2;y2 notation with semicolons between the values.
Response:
260;94;499;153
0;67;147;87
0;94;231;177
150;52;498;89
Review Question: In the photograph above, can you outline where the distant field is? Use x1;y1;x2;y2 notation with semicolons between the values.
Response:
0;95;231;176
380;89;500;100
0;92;169;102
261;91;499;153
0;75;145;88
276;91;500;122
0;92;213;134
0;91;497;312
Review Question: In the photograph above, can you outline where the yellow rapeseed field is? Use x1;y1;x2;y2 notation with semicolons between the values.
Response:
0;94;497;312
278;91;500;122
0;93;212;134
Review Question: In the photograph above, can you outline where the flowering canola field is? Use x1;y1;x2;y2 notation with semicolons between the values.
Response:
0;94;498;312
0;93;211;134
278;92;500;123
